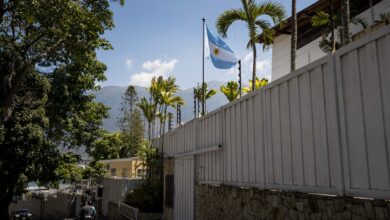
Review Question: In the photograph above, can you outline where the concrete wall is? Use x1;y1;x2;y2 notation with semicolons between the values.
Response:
271;0;390;81
196;184;390;220
100;177;142;216
9;193;79;220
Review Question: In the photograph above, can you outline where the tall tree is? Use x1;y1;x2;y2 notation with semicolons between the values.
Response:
90;132;124;161
341;0;351;45
0;0;118;217
118;85;144;157
138;97;156;143
291;0;297;72
216;0;285;91
0;0;114;126
200;82;217;114
193;83;216;115
120;109;145;157
220;81;240;102
0;72;59;217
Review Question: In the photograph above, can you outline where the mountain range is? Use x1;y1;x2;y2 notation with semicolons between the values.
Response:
93;81;229;131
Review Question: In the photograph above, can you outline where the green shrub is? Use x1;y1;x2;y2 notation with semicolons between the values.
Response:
124;178;163;213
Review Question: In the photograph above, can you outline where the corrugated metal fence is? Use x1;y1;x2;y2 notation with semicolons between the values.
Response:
164;26;390;219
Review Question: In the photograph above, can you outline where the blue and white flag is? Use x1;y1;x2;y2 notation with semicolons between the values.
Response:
205;25;239;69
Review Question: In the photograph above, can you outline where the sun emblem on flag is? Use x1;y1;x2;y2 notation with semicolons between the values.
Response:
213;48;219;56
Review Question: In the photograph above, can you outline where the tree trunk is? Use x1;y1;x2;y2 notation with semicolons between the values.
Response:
331;0;336;52
252;44;257;91
0;0;5;24
148;122;151;144
291;0;297;72
1;66;28;126
341;0;351;45
0;187;14;220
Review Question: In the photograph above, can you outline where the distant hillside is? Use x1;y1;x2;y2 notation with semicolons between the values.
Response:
93;81;229;131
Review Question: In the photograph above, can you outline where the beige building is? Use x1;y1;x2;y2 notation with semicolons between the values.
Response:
100;157;146;179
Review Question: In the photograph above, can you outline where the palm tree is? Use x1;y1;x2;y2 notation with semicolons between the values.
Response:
243;77;268;93
291;0;297;72
341;0;351;45
198;83;217;114
220;81;240;102
311;11;367;53
138;97;155;142
216;0;285;91
159;90;184;136
193;86;201;117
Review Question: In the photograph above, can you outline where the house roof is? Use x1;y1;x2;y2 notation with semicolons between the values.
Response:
258;0;382;47
100;157;142;163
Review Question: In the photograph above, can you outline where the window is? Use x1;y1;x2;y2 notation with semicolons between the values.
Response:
110;168;116;176
106;164;110;170
122;168;129;177
137;169;147;178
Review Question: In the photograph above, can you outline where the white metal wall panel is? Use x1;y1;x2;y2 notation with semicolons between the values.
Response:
264;56;342;194
174;157;194;220
164;26;390;202
197;111;223;183
336;26;390;199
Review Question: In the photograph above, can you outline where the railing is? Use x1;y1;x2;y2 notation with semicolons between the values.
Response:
118;202;138;220
163;26;390;199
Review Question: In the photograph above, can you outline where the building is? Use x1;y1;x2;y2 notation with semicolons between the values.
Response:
268;0;390;80
100;157;146;179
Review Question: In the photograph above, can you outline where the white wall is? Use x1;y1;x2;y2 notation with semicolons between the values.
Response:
271;0;390;80
100;177;142;216
272;34;326;80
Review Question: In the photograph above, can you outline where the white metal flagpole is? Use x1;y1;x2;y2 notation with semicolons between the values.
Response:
202;18;205;116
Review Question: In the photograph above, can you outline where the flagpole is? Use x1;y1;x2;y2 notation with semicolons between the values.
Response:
202;18;205;116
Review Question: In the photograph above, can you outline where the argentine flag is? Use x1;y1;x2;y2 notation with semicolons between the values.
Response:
205;25;239;69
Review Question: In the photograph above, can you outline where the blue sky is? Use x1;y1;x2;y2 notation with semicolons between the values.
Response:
97;0;317;90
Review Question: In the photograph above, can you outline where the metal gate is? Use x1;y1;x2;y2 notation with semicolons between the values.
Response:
174;156;194;220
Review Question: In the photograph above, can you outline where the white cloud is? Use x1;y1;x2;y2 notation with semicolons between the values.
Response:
256;59;271;80
129;59;178;87
126;58;133;69
243;52;253;64
226;67;238;76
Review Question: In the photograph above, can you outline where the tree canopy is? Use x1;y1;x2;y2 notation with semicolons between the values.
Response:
0;0;120;218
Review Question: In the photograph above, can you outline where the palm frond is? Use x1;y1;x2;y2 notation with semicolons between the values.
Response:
220;81;239;102
243;77;269;93
216;9;247;37
351;16;368;29
253;1;286;25
380;11;390;20
205;89;217;99
311;11;330;27
257;26;275;50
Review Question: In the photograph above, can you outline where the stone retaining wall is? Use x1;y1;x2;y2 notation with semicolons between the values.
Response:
196;184;390;220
